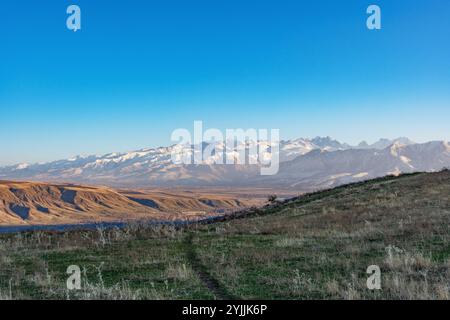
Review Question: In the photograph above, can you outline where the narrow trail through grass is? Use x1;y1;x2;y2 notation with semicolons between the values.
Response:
183;232;238;300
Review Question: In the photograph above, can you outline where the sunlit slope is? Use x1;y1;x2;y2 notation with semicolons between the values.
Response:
0;181;261;225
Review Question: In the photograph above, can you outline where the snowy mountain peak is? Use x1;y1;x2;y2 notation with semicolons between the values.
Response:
14;163;30;170
357;137;416;150
311;136;347;150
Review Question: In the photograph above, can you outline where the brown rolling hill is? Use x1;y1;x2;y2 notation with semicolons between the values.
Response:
0;180;264;226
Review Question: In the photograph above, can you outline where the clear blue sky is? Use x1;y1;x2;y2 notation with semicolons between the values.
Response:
1;0;449;165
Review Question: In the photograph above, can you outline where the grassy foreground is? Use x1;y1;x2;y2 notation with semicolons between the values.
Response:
1;170;449;300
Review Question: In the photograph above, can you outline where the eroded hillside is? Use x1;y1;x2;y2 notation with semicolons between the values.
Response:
0;181;263;225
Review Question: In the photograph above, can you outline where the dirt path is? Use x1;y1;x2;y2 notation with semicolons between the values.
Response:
183;233;238;300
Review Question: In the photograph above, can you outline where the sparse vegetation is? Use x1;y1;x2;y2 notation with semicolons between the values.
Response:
0;171;449;299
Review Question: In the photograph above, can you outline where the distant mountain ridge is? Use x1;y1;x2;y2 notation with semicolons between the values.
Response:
1;137;448;191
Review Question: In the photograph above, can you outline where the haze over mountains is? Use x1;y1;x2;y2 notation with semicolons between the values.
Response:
1;137;449;191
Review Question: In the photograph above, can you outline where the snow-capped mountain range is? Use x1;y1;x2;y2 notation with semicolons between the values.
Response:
1;137;449;191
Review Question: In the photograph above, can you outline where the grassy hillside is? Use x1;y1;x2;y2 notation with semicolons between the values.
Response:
1;170;449;299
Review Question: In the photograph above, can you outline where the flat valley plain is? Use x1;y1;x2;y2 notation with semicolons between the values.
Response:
0;170;449;299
